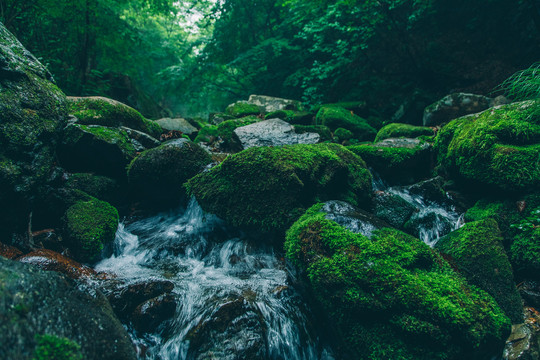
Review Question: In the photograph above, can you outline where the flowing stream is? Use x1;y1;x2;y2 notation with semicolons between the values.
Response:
96;198;334;360
95;173;463;359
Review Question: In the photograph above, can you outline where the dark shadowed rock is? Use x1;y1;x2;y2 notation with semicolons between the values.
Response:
132;294;177;333
0;257;136;360
423;93;493;127
18;248;97;280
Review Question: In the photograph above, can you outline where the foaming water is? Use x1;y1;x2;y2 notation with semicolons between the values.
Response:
372;172;463;246
96;198;334;360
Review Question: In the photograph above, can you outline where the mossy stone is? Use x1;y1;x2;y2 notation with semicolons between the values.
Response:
195;116;260;151
59;124;137;178
285;204;511;359
65;173;123;207
294;125;332;141
63;197;119;263
0;24;68;237
349;138;433;184
265;110;313;125
186;143;372;232
435;100;540;192
375;123;434;142
68;96;162;138
333;127;354;142
315;106;376;141
127;139;212;206
435;219;524;323
225;101;260;118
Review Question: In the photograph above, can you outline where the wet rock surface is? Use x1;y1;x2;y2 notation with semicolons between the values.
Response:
17;248;97;280
234;118;320;149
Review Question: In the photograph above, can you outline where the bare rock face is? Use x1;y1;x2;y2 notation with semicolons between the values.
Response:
423;92;496;127
234;118;320;149
155;117;198;135
247;94;302;113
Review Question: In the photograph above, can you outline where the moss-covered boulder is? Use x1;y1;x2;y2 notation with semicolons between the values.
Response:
333;127;354;142
127;139;212;206
58;124;137;178
264;109;313;125
435;219;523;323
349;138;433;184
464;195;540;279
315;106;376;141
375;123;434;142
186;143;372;232
225;101;260;118
65;173;123;207
435;100;540;192
311;101;368;117
63;197;119;263
68;96;162;138
285;204;511;359
0;257;136;360
0;23;68;237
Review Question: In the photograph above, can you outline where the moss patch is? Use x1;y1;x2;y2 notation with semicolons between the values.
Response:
128;139;212;206
265;110;313;125
285;204;511;359
68;97;162;138
348;139;432;184
225;102;260;118
63;197;119;263
195;116;260;151
186;143;372;232
435;219;523;323
315;106;376;141
33;334;82;360
375;123;434;142
435;100;540;192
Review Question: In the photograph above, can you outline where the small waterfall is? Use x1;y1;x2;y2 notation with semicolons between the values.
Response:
371;172;463;246
96;198;334;360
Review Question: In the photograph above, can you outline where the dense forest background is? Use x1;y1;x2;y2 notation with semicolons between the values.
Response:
3;0;540;119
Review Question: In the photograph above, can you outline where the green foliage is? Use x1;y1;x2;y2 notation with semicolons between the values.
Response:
64;197;119;263
315;106;376;141
186;143;372;232
435;100;540;192
285;204;511;359
375;123;434;142
509;206;540;276
435;219;523;323
497;62;540;101
33;334;82;360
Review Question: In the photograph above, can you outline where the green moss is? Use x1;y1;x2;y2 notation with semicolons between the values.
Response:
285;205;511;359
127;140;212;205
315;106;376;141
68;97;162;138
225;102;260;118
348;140;432;184
33;334;82;360
194;117;259;151
64;197;119;263
265;110;313;125
435;219;523;323
186;143;372;232
375;123;434;142
75;124;137;158
511;227;540;276
65;173;121;206
194;125;219;143
311;101;367;115
434;100;540;191
333;127;354;142
294;125;332;141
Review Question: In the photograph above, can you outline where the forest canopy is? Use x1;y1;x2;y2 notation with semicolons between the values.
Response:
2;0;540;118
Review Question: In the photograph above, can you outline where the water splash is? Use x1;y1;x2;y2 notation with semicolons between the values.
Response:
96;198;334;360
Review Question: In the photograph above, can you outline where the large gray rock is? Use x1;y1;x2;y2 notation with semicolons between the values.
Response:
0;23;68;236
0;257;136;360
234;118;320;149
423;93;497;127
247;94;301;113
155;117;198;135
